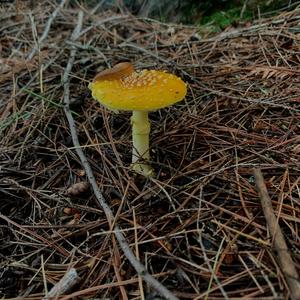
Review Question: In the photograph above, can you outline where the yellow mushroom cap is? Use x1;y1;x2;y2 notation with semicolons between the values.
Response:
89;68;187;111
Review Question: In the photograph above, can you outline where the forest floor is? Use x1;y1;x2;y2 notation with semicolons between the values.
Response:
0;2;300;299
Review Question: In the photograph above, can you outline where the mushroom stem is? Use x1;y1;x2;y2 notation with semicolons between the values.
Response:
131;110;154;177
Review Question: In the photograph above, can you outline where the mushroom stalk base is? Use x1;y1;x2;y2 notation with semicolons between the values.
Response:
131;111;154;177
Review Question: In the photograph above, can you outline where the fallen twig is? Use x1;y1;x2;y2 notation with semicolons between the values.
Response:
253;168;300;300
27;0;68;60
63;10;179;300
44;268;80;299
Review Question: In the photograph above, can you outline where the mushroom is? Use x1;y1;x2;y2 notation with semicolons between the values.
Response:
89;62;187;177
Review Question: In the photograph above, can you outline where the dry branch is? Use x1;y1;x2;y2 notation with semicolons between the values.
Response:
253;168;300;300
44;268;80;299
27;0;68;60
62;10;179;300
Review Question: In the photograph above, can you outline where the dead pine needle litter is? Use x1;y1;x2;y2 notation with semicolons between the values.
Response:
0;2;300;299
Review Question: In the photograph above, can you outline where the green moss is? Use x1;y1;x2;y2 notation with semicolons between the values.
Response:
200;7;252;32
